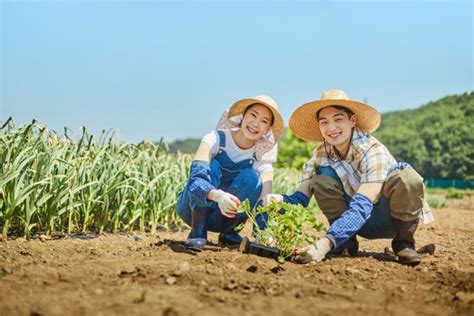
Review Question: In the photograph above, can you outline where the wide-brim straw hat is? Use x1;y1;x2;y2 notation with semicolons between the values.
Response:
289;89;381;142
228;95;284;140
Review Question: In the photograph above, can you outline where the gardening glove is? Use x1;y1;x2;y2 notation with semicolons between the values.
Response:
294;237;333;264
262;194;284;206
211;189;240;218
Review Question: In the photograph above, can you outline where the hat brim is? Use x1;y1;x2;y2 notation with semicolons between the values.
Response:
289;99;381;142
229;99;284;140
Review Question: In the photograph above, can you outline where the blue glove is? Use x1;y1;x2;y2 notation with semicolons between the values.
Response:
326;193;373;248
282;191;310;207
255;211;268;231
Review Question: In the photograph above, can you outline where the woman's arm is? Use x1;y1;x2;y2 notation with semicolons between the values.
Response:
188;141;240;217
259;171;274;198
193;141;212;162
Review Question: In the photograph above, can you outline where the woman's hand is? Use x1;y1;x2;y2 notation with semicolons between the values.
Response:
209;189;241;218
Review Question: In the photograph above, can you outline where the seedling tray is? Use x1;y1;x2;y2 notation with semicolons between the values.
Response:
239;237;281;260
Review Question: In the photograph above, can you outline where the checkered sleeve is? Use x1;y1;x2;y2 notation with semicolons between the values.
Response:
360;144;392;183
301;157;316;182
326;193;373;247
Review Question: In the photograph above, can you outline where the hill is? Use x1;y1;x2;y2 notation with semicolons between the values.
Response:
374;92;474;179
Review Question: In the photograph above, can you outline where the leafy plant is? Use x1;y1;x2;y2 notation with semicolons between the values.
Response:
427;195;447;208
446;188;464;199
238;199;325;263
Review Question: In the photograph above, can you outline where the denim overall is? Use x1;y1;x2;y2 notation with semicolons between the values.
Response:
177;131;263;238
318;163;412;240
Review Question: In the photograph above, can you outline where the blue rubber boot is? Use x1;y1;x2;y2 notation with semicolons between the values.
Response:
186;207;210;251
218;212;248;248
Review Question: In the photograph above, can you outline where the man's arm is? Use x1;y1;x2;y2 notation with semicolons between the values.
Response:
295;182;383;263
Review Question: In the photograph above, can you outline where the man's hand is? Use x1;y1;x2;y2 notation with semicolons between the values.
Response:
294;237;333;264
261;194;284;207
210;189;241;218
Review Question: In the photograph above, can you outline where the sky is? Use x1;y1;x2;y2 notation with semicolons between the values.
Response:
1;0;473;143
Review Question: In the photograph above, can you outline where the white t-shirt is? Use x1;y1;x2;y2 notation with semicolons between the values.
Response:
201;129;273;176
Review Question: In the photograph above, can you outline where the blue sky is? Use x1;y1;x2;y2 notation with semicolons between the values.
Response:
1;0;472;143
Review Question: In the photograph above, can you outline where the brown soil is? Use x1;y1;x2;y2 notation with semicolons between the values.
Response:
1;197;473;316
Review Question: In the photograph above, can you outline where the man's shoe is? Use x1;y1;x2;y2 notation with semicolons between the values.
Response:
395;247;422;265
391;217;421;265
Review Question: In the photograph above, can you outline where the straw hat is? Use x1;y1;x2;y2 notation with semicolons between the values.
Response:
289;89;381;142
228;95;284;140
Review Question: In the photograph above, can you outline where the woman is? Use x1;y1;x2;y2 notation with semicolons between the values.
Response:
176;95;283;251
263;89;432;265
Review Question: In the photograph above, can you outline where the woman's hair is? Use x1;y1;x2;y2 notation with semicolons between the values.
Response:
316;105;354;120
243;104;275;126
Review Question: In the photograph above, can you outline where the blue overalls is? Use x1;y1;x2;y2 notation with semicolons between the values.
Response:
177;131;263;248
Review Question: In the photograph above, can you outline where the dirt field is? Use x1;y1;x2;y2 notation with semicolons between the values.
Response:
1;196;473;316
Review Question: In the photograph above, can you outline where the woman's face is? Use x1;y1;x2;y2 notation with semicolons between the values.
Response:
241;104;273;142
317;106;356;149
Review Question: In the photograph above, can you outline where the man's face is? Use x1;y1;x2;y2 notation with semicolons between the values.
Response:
317;106;356;149
241;104;273;142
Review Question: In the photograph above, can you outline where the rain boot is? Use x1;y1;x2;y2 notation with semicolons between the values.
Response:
218;212;248;248
186;207;210;251
391;217;421;265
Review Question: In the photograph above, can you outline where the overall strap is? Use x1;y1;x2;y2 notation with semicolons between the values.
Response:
217;130;226;149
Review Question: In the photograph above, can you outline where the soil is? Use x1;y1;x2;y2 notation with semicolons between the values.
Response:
1;196;473;316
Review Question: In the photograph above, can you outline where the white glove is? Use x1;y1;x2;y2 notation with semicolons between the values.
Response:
262;194;284;207
294;237;333;263
211;190;240;218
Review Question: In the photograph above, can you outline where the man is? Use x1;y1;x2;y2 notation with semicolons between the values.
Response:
264;89;432;265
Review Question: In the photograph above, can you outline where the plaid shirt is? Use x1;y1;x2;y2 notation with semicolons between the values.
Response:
301;128;397;197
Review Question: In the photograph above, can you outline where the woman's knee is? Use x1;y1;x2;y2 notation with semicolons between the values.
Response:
228;169;262;206
233;168;261;189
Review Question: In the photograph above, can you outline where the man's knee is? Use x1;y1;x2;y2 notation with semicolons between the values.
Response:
311;172;347;220
383;167;425;221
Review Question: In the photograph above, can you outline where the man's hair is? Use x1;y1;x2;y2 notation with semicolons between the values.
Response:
316;105;354;121
243;104;275;126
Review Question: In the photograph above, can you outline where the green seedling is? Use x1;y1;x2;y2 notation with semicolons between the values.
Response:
238;199;325;263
